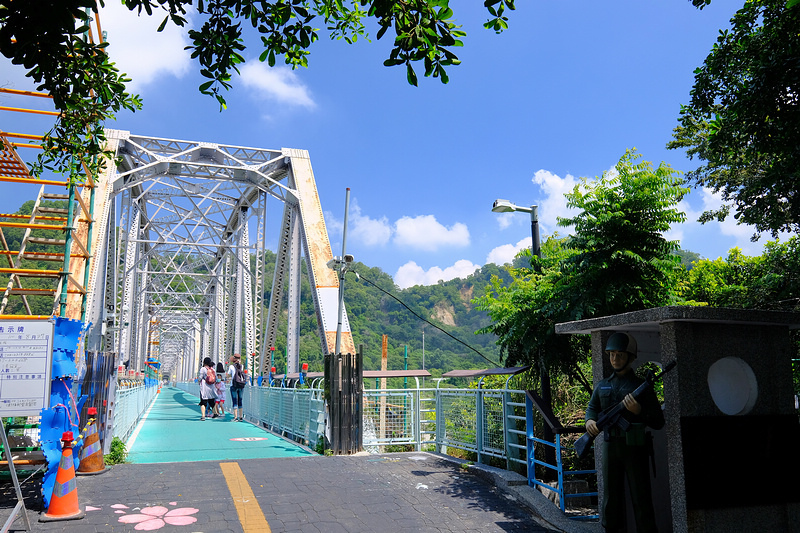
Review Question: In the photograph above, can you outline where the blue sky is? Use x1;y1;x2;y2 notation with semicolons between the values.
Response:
1;1;781;289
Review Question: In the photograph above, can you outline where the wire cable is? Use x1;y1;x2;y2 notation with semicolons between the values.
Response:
352;271;502;367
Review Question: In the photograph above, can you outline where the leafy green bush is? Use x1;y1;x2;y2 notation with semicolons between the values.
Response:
104;437;127;465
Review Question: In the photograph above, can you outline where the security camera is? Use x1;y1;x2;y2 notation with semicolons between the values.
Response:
344;254;354;263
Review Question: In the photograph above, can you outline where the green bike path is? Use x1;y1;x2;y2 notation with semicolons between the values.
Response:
126;386;315;463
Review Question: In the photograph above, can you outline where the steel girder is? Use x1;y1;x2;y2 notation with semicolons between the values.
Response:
104;130;353;379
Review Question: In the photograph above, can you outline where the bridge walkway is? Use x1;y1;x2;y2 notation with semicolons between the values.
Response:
125;386;313;464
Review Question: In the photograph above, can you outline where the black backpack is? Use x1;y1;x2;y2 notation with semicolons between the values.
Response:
232;363;246;388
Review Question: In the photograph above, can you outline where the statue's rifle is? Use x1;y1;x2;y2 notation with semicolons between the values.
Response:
574;361;676;459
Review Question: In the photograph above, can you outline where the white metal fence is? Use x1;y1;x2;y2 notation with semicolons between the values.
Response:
112;384;159;442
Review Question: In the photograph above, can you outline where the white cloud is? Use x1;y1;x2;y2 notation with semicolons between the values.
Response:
531;169;581;235
240;63;315;108
99;2;192;90
394;215;470;251
347;201;392;246
394;260;481;289
486;237;531;266
697;188;757;247
495;213;513;230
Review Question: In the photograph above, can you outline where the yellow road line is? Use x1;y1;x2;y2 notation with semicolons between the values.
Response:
220;462;271;533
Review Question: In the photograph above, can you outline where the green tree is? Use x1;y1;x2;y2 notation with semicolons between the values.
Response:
677;237;800;311
0;1;142;183
669;0;800;237
477;149;688;377
555;149;688;320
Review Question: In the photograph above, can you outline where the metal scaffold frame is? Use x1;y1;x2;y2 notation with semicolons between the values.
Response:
103;130;355;379
0;88;104;325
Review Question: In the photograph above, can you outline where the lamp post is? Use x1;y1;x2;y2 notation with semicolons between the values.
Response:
491;199;555;469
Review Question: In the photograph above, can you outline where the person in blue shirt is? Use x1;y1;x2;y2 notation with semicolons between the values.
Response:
585;332;665;533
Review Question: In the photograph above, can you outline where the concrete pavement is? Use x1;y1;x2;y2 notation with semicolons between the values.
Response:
0;450;609;532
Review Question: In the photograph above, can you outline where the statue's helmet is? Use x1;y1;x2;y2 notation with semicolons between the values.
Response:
605;332;637;357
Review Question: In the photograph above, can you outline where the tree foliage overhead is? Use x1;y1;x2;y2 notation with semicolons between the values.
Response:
0;0;142;183
0;0;515;183
669;0;800;238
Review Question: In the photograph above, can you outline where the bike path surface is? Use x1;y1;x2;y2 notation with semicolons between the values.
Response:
126;386;313;464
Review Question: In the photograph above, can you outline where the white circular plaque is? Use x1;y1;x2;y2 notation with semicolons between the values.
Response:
707;357;758;415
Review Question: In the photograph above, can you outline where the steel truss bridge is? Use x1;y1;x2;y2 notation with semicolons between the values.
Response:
1;118;355;380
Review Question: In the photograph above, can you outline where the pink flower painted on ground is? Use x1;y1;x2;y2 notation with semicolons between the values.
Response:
117;505;199;530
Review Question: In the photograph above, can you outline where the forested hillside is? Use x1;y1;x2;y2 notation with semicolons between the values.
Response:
260;250;513;377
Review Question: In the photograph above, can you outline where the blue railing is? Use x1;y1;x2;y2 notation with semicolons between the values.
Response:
525;393;598;520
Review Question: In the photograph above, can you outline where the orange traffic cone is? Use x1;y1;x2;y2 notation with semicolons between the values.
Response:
40;432;85;522
77;408;108;475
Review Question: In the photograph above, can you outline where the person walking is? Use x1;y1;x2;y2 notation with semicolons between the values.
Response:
214;362;227;418
198;357;217;421
227;354;246;421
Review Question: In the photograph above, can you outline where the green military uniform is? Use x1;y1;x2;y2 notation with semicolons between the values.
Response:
586;369;665;533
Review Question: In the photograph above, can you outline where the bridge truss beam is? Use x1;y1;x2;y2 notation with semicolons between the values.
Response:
102;130;354;378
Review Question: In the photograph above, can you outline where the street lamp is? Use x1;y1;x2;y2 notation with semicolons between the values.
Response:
491;198;555;466
491;199;540;259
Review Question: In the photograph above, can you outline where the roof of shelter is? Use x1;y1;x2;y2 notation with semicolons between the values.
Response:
555;305;800;335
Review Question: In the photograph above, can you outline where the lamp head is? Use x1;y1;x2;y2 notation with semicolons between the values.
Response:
491;199;516;213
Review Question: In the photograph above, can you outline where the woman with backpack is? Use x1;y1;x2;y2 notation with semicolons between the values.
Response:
198;357;217;420
227;354;246;421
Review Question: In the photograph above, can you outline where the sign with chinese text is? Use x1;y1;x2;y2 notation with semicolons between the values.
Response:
0;319;54;416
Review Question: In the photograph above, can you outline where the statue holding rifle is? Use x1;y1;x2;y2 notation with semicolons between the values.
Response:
584;332;666;533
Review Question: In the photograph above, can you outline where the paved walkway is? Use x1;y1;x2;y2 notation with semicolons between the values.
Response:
127;387;314;463
0;386;603;532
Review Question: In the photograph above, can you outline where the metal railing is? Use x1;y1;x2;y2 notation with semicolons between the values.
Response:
112;383;159;442
434;387;528;470
174;380;528;470
174;382;327;449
